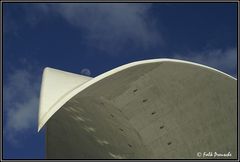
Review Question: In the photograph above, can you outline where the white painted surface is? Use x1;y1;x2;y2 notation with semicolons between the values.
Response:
38;59;236;131
38;67;92;131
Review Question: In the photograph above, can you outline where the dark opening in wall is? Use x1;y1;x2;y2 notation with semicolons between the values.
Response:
167;142;172;145
110;114;114;118
142;99;148;103
128;144;132;148
119;128;124;131
133;89;138;93
151;111;156;115
160;126;164;129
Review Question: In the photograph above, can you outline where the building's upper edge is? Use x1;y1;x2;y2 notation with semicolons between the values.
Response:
38;58;236;131
38;67;92;131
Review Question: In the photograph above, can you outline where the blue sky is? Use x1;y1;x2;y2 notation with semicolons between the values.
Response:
3;3;237;159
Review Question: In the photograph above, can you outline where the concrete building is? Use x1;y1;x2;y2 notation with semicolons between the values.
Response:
38;59;237;159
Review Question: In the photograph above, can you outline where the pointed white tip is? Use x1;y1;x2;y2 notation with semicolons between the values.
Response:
38;67;92;131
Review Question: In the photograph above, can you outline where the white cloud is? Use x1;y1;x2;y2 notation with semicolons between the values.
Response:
4;64;41;146
34;3;162;54
173;47;237;77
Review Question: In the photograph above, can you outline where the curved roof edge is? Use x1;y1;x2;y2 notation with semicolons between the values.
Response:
38;58;236;131
38;67;92;131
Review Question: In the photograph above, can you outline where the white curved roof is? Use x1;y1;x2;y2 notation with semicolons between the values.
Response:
38;68;92;131
38;58;236;131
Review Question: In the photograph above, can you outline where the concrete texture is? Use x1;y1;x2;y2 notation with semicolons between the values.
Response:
43;60;237;159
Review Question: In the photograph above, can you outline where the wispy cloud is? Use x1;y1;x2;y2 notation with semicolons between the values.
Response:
3;61;41;146
33;3;162;54
173;47;237;77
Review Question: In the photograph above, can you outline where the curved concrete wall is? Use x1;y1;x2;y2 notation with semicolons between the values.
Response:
42;59;237;159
